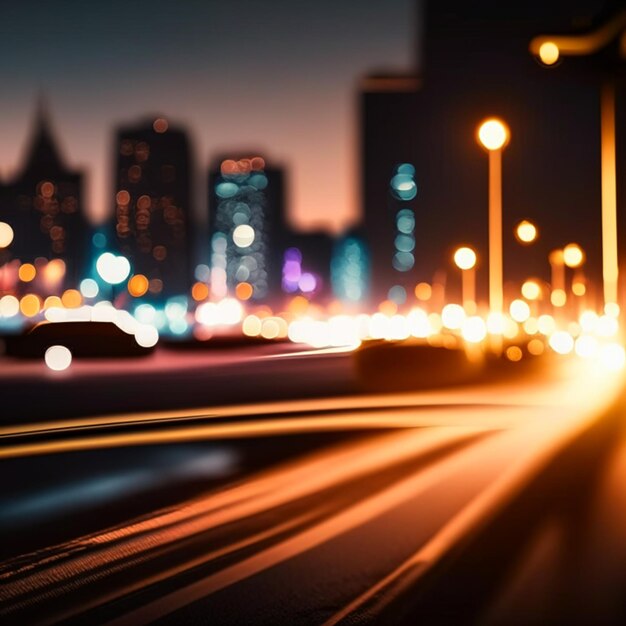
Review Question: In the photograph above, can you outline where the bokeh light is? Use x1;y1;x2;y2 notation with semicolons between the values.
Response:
477;118;509;151
415;282;432;301
441;304;465;330
510;299;531;323
538;41;560;65
462;316;487;343
61;289;82;308
235;282;254;300
45;345;72;371
96;252;131;284
0;222;14;248
563;243;584;268
135;324;159;348
20;294;41;317
232;224;255;248
521;279;541;300
128;274;149;297
18;263;37;282
79;278;99;299
453;247;477;270
515;220;538;244
551;289;566;307
549;331;574;355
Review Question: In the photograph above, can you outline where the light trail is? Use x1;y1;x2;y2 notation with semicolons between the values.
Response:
0;359;622;625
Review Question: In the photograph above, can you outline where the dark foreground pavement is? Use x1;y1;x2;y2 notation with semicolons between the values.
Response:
1;358;625;625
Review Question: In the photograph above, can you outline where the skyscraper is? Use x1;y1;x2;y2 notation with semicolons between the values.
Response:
359;73;420;305
0;99;87;288
112;116;193;298
208;155;288;305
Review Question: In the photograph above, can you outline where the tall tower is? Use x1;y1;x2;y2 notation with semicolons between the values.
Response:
359;73;420;306
207;155;288;305
112;116;193;298
0;98;87;288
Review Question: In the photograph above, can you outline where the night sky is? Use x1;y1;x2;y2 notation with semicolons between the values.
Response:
0;0;416;230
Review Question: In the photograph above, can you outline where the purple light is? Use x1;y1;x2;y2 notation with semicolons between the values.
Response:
282;279;299;293
298;272;317;293
284;247;302;263
283;260;301;282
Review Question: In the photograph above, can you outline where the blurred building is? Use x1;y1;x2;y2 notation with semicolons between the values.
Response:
207;155;289;305
360;0;621;306
0;100;87;288
359;74;420;305
331;229;370;305
111;116;193;298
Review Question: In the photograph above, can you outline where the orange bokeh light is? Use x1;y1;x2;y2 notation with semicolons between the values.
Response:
18;263;37;282
191;282;210;301
128;274;149;297
235;282;253;301
61;289;82;308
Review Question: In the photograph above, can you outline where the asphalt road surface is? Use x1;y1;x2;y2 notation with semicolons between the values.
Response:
2;352;625;625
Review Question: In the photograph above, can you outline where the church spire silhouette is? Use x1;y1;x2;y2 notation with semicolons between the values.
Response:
21;93;65;178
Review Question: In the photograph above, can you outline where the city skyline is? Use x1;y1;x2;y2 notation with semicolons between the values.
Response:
0;0;416;232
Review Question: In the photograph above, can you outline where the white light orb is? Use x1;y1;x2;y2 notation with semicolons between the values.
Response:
135;324;159;348
96;252;131;285
0;222;14;248
232;225;255;248
45;345;72;371
478;118;509;151
453;247;477;270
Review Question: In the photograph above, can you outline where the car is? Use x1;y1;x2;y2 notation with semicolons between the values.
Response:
5;320;154;359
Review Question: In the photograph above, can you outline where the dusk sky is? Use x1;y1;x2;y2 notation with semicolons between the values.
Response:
0;0;416;232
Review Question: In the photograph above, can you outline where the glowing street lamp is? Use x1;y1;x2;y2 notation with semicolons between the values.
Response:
515;220;538;244
530;10;626;309
477;118;509;319
563;243;586;311
453;246;477;314
538;41;560;66
563;243;585;269
549;249;566;308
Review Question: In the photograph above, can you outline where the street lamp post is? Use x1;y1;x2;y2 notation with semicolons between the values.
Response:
453;246;477;314
515;220;538;245
563;242;586;316
549;249;566;310
530;9;626;313
477;118;510;320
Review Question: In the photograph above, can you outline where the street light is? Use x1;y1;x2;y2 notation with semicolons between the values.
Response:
453;246;477;314
530;9;626;310
563;243;586;313
563;243;585;269
515;220;538;244
538;41;560;66
477;118;509;320
549;249;566;308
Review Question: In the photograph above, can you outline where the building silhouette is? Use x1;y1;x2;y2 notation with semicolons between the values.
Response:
360;0;621;307
0;100;87;288
208;155;289;304
331;229;370;305
111;116;193;298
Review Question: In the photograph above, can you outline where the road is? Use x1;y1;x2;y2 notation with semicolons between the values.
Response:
1;351;625;625
0;342;358;423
